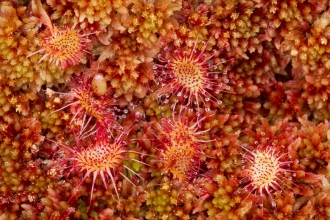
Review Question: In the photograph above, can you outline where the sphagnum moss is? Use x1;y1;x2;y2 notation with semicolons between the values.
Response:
0;0;329;219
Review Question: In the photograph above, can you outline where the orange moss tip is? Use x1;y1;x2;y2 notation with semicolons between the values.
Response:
153;33;234;111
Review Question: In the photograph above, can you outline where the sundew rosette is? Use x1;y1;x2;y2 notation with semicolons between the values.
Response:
152;106;212;182
27;0;93;70
50;126;146;211
153;30;234;111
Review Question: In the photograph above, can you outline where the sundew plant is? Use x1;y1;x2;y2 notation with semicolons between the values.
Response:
0;0;329;219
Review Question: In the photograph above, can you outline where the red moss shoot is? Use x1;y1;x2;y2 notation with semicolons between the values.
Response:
46;74;119;137
240;142;299;214
153;31;234;110
56;126;145;210
28;0;92;70
154;107;211;181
